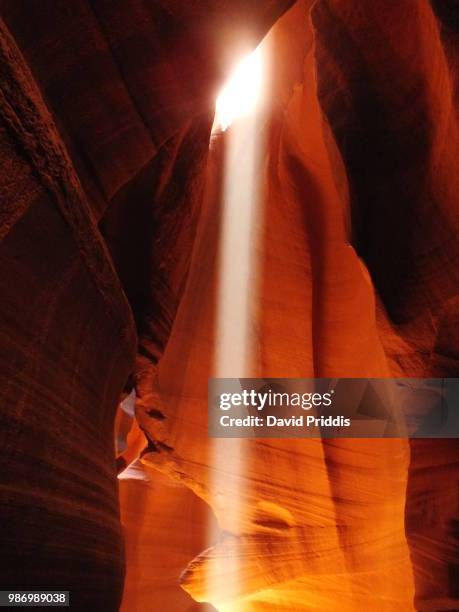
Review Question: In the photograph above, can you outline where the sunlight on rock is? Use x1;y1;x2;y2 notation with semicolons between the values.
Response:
215;47;264;131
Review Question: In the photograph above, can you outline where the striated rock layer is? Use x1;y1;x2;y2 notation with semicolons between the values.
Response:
0;1;294;609
0;17;136;609
137;3;414;609
134;1;458;610
0;1;457;611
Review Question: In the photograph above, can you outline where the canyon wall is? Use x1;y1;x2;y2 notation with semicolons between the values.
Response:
0;1;457;610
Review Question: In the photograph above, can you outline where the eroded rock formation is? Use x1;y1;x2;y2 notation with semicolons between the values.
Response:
0;1;457;611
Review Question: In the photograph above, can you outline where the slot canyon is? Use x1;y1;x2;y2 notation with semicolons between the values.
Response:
0;1;458;610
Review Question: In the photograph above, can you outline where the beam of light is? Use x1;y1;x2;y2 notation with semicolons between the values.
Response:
206;43;269;611
213;44;267;377
214;47;264;132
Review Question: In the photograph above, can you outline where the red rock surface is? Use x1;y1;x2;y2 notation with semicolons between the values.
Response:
0;16;136;609
0;1;457;610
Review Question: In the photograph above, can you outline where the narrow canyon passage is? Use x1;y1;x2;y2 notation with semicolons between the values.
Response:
128;6;415;609
0;1;458;611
